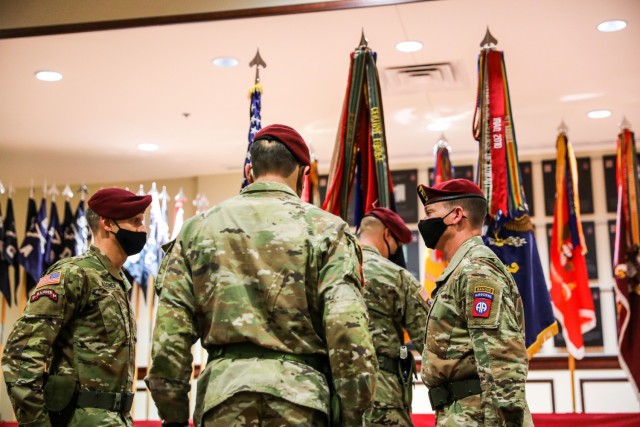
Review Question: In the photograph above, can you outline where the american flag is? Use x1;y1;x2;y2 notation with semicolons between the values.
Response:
241;84;262;189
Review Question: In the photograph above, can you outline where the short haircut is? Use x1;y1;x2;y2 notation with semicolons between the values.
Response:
250;138;299;178
442;197;487;228
357;215;385;237
85;207;101;233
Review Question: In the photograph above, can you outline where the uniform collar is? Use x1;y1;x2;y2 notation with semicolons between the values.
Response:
240;181;299;198
436;236;484;286
89;245;126;284
361;245;382;256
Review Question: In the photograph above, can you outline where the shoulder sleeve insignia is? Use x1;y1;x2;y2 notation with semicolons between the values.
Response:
472;285;494;318
37;271;62;288
30;289;59;303
419;287;429;302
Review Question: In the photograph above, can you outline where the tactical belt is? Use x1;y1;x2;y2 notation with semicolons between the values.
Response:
208;342;328;373
428;377;482;410
76;390;134;413
377;355;399;376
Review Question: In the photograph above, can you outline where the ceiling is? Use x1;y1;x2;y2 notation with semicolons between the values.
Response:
0;0;639;189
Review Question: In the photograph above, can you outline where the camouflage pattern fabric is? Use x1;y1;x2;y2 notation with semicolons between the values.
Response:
202;391;327;427
421;236;533;426
369;408;414;427
361;245;428;426
2;245;136;427
146;182;377;426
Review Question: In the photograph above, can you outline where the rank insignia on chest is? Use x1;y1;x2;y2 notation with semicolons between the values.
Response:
472;286;494;318
30;289;59;303
37;271;62;288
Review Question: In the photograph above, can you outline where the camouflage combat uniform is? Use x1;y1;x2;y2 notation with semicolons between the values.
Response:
2;245;136;427
361;246;428;427
146;182;378;426
421;236;533;426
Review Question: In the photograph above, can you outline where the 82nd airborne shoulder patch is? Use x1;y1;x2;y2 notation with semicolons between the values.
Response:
472;286;494;318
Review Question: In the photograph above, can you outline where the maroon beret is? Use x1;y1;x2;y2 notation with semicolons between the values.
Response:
364;207;412;244
88;188;152;219
254;124;311;167
417;178;485;206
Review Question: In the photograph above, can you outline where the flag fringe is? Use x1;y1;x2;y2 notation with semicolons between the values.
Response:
526;321;559;360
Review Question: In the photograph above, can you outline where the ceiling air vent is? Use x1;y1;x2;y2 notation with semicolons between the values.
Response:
381;61;465;94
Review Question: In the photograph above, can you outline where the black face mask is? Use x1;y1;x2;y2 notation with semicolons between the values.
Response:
418;208;455;250
112;221;147;256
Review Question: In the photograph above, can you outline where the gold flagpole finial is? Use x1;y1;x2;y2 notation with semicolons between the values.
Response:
619;116;632;131
557;120;569;134
249;48;267;84
359;28;368;49
480;27;498;49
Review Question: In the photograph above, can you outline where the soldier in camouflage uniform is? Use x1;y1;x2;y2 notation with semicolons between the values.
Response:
358;208;428;427
416;179;532;426
2;188;151;426
146;124;377;427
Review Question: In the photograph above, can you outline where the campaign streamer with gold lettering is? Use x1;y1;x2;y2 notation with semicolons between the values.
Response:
323;36;395;227
550;131;595;360
473;46;557;358
613;124;640;398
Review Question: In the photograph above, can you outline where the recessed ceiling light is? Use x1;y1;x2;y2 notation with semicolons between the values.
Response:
598;20;627;32
427;122;449;132
35;70;63;82
587;109;612;119
137;143;159;152
212;57;239;68
395;41;423;53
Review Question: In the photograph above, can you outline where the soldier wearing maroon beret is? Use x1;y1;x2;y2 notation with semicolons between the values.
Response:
147;124;377;427
3;187;151;427
416;179;532;426
357;207;428;426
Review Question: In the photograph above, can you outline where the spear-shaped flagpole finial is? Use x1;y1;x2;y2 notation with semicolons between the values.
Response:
557;119;569;134
359;28;368;49
433;133;451;156
619;116;632;131
249;48;267;84
480;27;498;49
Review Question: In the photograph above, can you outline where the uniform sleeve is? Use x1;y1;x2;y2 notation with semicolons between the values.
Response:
464;271;528;426
400;271;429;354
319;226;378;426
1;267;85;427
145;236;198;423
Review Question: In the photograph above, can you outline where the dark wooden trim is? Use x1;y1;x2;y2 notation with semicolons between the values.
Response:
0;0;432;39
529;355;621;371
579;378;628;412
527;379;556;413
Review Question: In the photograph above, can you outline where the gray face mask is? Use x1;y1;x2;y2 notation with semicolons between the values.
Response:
111;221;147;256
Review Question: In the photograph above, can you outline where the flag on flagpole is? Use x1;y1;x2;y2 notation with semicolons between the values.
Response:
302;156;321;206
74;199;89;255
241;83;263;189
612;123;640;398
18;197;48;295
549;130;595;360
423;138;453;298
0;201;9;304
322;35;395;230
2;198;19;305
474;45;557;358
44;199;63;269
170;191;186;240
60;199;76;259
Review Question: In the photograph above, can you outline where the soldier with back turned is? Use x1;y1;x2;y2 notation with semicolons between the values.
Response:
146;124;378;427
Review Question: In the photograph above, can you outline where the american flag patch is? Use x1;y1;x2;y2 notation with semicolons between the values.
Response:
37;272;62;288
419;287;429;302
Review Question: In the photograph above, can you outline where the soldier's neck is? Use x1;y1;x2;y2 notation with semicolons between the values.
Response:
94;236;127;270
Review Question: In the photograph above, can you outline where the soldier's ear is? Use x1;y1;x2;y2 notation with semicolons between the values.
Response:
245;164;254;183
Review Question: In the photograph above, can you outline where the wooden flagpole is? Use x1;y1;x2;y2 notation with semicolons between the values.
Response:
569;355;577;413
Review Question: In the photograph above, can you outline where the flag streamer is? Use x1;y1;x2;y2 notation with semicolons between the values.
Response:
474;47;557;357
550;131;595;360
613;127;640;398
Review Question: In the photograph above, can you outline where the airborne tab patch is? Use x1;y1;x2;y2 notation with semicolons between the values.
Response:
37;272;62;288
472;286;494;318
30;289;59;303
